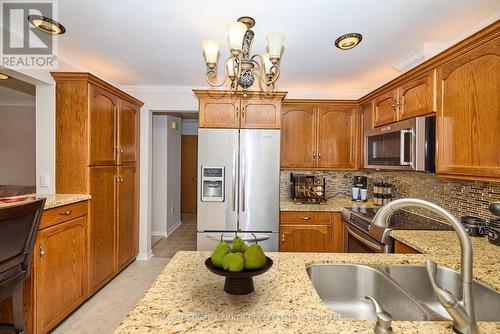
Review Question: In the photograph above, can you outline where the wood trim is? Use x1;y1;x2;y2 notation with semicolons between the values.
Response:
193;89;287;100
283;99;358;106
358;20;500;104
332;213;344;253
51;72;144;106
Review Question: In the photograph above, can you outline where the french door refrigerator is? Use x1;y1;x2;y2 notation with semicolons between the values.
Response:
197;128;280;251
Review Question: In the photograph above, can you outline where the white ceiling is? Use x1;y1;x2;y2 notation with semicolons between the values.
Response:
57;0;500;97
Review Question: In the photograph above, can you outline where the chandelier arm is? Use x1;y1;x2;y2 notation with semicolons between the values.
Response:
266;65;281;85
205;55;239;88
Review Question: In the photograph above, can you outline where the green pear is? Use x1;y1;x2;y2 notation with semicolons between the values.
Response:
243;244;267;270
222;252;244;272
232;236;248;253
211;241;231;268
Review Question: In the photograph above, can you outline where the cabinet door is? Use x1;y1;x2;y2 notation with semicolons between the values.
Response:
279;225;332;252
35;216;87;333
117;166;138;269
317;106;357;169
89;166;116;291
198;97;240;128
280;105;317;168
373;89;398;127
90;86;118;165
399;71;435;120
240;97;281;128
118;100;139;165
436;37;500;180
360;101;374;168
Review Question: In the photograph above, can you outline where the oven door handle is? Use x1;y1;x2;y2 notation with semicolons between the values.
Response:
346;225;385;252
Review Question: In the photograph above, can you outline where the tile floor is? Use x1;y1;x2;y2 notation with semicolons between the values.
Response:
52;257;170;334
152;213;197;258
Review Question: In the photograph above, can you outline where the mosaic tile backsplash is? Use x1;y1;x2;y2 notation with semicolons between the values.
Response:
280;171;500;222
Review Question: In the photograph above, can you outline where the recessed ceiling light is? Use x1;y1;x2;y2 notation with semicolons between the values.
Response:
27;15;66;35
335;33;363;50
0;73;10;80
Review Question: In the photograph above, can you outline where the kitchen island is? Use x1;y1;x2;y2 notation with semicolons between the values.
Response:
115;232;500;334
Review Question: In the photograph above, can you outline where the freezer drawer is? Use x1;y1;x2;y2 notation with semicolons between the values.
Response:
197;232;278;252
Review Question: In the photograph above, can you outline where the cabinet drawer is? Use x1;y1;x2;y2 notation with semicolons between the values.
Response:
40;201;89;230
280;211;331;225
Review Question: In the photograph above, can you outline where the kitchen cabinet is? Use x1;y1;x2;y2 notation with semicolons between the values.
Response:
373;89;398;127
195;90;286;129
280;101;359;169
359;101;374;167
279;212;343;252
53;72;142;295
34;215;88;334
394;240;420;254
280;104;316;168
436;36;500;181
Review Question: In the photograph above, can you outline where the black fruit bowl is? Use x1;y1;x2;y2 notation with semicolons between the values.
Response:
205;256;273;295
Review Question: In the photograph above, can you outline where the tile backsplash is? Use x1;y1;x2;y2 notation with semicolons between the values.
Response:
281;171;500;222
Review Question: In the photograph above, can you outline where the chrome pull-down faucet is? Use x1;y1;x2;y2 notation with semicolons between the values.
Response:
373;198;479;334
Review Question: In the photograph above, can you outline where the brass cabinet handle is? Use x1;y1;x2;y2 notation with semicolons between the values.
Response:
313;152;316;159
40;245;45;259
120;176;124;182
281;234;285;242
236;106;239;117
318;152;322;159
59;210;72;216
242;106;245;117
120;146;124;153
301;216;312;220
115;175;121;183
115;145;120;153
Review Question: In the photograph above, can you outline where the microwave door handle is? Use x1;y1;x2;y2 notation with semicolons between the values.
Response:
400;129;412;166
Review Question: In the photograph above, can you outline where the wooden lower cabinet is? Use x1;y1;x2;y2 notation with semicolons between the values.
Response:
34;216;88;333
279;212;343;252
394;240;420;254
117;166;138;269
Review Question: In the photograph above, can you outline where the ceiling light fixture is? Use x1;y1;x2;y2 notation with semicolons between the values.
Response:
27;15;66;35
202;16;285;96
335;33;362;50
0;73;10;80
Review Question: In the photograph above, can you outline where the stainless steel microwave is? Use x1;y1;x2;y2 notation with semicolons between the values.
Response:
364;116;435;172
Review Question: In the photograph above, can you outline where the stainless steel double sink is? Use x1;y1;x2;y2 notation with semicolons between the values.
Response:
307;264;500;321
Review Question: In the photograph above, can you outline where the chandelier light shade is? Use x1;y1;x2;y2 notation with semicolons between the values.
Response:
227;22;247;55
266;32;285;60
202;39;219;67
202;16;285;96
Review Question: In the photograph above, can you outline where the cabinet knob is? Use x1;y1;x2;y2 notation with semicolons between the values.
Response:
301;216;312;220
281;234;285;242
313;152;316;159
59;210;72;216
318;152;322;159
115;145;120;153
40;245;45;258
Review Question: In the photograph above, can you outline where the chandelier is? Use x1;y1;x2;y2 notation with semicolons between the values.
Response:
202;16;285;96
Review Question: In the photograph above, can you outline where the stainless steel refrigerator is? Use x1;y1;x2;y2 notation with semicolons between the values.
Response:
197;128;280;251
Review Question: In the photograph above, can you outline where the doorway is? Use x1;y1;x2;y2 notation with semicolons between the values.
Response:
181;135;197;214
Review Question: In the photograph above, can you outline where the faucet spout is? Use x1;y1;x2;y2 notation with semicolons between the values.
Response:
373;198;479;334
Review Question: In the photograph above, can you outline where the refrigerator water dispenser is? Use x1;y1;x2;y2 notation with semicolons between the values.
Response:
201;166;224;202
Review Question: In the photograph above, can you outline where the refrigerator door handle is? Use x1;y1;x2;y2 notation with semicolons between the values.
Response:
232;143;237;212
207;235;270;243
241;148;246;212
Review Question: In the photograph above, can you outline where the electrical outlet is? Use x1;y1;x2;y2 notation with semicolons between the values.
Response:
40;173;50;188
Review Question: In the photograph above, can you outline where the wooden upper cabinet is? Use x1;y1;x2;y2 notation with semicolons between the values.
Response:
240;97;281;129
399;71;436;120
373;89;398;127
198;96;240;128
89;166;116;291
90;86;118;166
280;104;316;168
118;100;139;164
117;166;138;269
35;216;88;334
436;36;500;181
317;106;357;169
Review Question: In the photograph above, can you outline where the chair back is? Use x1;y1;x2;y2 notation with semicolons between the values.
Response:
0;199;45;300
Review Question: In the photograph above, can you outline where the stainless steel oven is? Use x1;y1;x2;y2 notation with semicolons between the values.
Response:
345;224;391;253
364;116;435;171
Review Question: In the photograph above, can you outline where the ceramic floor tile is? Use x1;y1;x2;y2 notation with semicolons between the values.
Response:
153;214;197;258
52;257;170;334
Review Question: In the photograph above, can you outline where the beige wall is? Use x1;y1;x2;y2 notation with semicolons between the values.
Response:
0;104;36;185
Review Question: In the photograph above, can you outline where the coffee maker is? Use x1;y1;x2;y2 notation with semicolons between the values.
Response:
352;176;367;202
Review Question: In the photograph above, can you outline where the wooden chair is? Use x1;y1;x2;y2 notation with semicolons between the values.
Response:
0;199;45;334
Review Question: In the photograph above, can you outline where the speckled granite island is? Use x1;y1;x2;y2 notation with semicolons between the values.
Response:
280;196;375;212
0;193;91;209
115;232;500;333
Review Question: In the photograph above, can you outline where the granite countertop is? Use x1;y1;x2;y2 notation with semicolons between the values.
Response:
280;196;376;212
0;193;91;210
115;238;500;333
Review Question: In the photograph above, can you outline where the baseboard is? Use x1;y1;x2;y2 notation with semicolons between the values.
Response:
166;219;182;236
136;250;153;261
152;230;167;237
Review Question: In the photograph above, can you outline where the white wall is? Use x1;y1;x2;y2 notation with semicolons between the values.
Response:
181;119;198;135
166;116;182;233
0;104;36;185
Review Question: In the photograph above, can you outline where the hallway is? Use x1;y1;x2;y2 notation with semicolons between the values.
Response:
152;213;197;257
